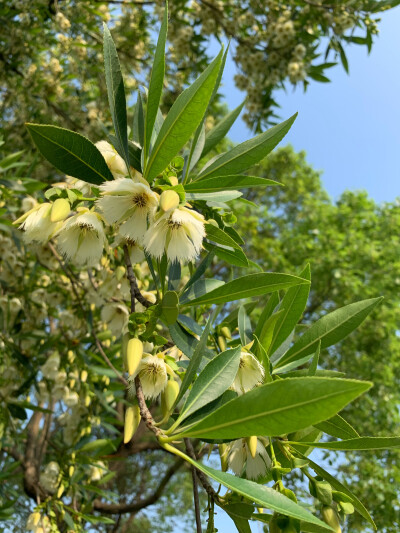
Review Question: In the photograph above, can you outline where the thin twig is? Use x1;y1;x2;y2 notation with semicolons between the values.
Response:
134;376;163;437
95;335;128;387
185;439;203;533
184;439;217;499
123;245;153;310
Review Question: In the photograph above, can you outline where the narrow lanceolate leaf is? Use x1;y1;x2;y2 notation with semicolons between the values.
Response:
168;322;214;361
182;273;309;307
173;314;214;407
185;175;281;193
314;413;359;439
205;224;242;250
269;264;311;355
26;124;114;185
143;4;168;163
298;453;376;530
178;346;242;423
275;297;383;369
290;437;400;451
178;377;371;439
174;459;332;531
195;114;297;181
201;101;245;158
132;91;145;147
103;24;129;170
308;340;321;376
145;49;223;182
204;242;249;268
186;190;242;203
238;305;251;345
180;278;224;304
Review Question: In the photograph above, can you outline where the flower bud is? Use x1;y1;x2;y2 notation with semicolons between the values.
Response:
126;338;143;375
247;436;258;459
124;405;141;443
80;370;88;382
219;443;228;472
30;512;41;527
50;198;70;222
217;335;226;352
160;190;180;212
321;506;341;533
115;265;126;281
69;465;74;477
220;326;232;339
168;176;179;186
57;484;64;498
163;380;180;414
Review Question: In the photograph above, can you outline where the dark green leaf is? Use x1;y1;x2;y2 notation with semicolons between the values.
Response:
132;91;144;147
145;49;223;181
26;124;113;185
201;101;245;158
160;290;179;325
314;413;359;439
290;437;400;451
185;175;281;192
180;278;224;304
182;273;309;307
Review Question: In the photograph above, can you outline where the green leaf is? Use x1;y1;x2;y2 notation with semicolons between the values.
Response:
160;290;179;325
175;459;332;531
275;297;383;369
298;453;376;530
145;49;223;182
269;264;311;355
204;242;249;268
205;223;242;250
185;175;281;193
308;340;321;376
254;292;280;339
178;346;241;423
26;124;114;185
169;322;213;361
182;248;216;291
178;377;371;439
180;278;224;304
201;101;245;158
238;305;251;345
132;91;144;147
182;273;309;307
186;190;242;203
144;4;168;162
195;114;297;181
314;413;359;439
173;314;214;406
290;437;400;451
103;24;129;170
258;310;284;354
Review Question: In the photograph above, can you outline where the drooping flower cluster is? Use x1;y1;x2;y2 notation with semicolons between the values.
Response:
15;141;206;267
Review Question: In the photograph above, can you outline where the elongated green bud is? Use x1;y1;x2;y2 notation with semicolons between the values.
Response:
219;444;228;472
217;335;226;352
247;436;258;458
124;405;141;443
50;198;70;222
282;488;297;503
220;326;232;339
160;190;180;212
126;338;143;376
163;380;180;414
321;506;341;533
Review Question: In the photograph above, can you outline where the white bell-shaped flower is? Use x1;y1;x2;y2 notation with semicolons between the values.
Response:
16;203;61;244
143;206;205;263
232;351;265;394
131;354;168;400
96;140;128;178
101;302;129;336
227;438;271;480
56;210;106;266
97;178;159;243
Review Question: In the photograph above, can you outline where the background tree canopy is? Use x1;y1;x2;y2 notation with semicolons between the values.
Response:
0;1;399;532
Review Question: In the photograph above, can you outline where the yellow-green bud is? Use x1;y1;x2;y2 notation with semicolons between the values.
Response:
168;176;179;186
126;338;143;375
80;370;88;382
219;443;228;472
69;465;74;477
50;198;70;222
217;335;226;352
115;265;126;281
220;326;232;339
163;380;180;414
160;190;180;212
247;436;258;458
321;506;341;533
124;405;141;443
30;512;41;527
57;484;65;498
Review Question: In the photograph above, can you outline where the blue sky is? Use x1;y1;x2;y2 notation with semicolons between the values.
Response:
219;8;400;204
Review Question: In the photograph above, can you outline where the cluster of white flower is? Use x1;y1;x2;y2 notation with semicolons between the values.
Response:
16;141;206;268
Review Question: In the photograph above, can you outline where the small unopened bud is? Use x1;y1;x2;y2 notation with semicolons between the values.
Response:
163;380;180;414
124;405;141;443
50;198;70;222
168;176;179;186
115;265;126;281
217;335;226;352
31;512;41;527
57;484;65;498
321;506;341;533
160;190;180;212
219;443;228;472
80;370;88;382
69;465;74;477
126;338;143;375
220;326;231;339
247;436;258;458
